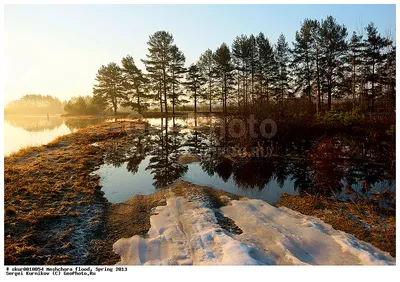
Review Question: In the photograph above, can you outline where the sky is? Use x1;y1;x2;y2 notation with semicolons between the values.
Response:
4;4;396;105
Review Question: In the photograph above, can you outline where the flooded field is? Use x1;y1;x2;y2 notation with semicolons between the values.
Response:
4;115;395;205
92;116;395;205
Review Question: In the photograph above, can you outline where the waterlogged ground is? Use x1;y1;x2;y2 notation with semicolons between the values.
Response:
92;116;395;206
4;116;396;264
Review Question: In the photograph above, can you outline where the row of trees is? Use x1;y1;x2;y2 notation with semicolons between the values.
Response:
5;94;64;114
93;16;395;115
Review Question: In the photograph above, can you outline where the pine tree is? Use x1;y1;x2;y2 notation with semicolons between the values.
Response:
185;63;206;113
275;34;290;105
363;22;391;112
256;32;277;104
307;19;323;113
142;31;174;113
291;19;316;102
121;55;148;114
348;31;364;105
319;16;348;110
232;35;250;108
93;62;125;115
248;34;258;104
168;45;186;114
198;49;217;112
214;43;234;114
383;44;396;104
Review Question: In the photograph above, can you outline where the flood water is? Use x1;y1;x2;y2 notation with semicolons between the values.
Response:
4;115;105;156
93;116;396;205
4;115;395;205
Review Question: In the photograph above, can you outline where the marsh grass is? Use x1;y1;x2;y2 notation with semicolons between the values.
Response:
4;121;147;265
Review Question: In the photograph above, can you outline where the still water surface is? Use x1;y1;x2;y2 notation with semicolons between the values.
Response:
4;115;395;205
93;116;395;204
4;115;105;156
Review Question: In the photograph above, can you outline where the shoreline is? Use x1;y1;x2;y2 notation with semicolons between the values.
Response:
4;121;146;264
4;121;396;264
59;111;222;118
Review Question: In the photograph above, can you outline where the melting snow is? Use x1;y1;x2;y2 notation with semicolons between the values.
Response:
113;197;394;265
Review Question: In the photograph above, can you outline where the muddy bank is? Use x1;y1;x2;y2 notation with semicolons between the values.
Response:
276;193;396;257
4;121;147;265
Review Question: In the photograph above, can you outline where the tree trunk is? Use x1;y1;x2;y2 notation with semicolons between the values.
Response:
327;81;332;111
224;75;227;114
113;102;117;115
209;78;212;113
172;80;175;115
162;67;168;114
194;88;197;114
137;88;141;114
316;53;322;113
251;70;254;104
371;63;375;113
159;82;163;113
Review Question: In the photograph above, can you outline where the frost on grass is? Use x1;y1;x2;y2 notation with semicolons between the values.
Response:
113;197;395;265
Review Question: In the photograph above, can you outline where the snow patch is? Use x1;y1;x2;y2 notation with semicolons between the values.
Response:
113;197;395;265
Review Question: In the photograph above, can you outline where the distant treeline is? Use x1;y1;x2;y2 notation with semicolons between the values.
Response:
89;15;395;116
5;94;64;115
63;96;107;115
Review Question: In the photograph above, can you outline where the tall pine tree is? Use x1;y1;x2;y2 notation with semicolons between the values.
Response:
185;64;206;113
142;31;174;113
275;34;290;106
168;45;186;114
121;55;148;114
214;43;234;114
198;49;217;112
319;16;348;110
363;22;391;111
93;62;125;115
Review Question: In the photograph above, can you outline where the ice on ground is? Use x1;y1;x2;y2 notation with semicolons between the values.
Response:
113;197;395;265
221;199;394;265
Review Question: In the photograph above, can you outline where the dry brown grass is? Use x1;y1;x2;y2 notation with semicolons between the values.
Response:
276;193;396;258
4;121;147;265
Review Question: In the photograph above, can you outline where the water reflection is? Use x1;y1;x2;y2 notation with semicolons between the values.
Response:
4;115;106;156
4;115;64;132
4;115;106;133
96;116;395;204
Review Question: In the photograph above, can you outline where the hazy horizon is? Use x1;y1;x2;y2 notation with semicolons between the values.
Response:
4;4;396;105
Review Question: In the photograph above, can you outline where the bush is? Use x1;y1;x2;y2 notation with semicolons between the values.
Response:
64;95;107;115
315;106;365;125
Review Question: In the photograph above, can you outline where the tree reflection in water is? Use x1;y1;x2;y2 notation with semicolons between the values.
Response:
100;116;395;200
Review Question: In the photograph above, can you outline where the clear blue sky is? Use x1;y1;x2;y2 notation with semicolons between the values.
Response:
4;4;396;104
